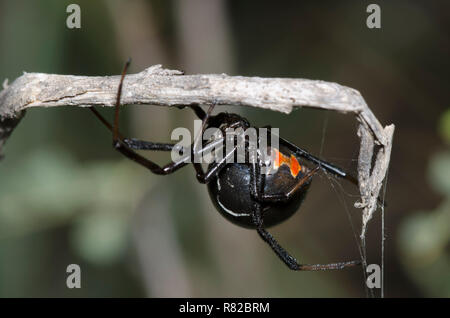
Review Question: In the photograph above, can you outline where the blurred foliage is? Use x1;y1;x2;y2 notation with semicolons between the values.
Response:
439;109;450;145
0;147;148;264
398;110;450;297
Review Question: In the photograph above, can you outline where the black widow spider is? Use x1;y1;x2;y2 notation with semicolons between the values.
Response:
89;61;361;271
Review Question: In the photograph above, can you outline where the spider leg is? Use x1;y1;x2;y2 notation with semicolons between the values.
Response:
193;103;216;150
249;161;360;271
122;139;177;151
90;107;179;151
249;128;319;202
194;143;237;184
265;129;358;185
191;103;218;180
258;166;320;203
189;104;207;120
89;60;190;175
267;130;387;207
91;105;225;175
176;104;207;120
115;143;190;174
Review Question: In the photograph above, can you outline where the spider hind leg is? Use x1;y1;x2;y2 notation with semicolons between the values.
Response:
249;161;360;271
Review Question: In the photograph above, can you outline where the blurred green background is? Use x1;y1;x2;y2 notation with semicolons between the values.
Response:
0;0;448;297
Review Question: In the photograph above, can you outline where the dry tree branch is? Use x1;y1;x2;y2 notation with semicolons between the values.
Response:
0;64;394;241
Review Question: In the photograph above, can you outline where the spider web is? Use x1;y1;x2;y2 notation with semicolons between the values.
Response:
317;113;389;298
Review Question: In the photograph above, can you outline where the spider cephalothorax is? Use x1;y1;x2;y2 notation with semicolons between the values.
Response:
90;61;360;271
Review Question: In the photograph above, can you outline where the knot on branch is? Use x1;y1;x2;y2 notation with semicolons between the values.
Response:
142;64;184;76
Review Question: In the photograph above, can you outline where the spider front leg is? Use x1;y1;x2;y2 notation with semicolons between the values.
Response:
90;59;190;175
91;104;189;174
249;161;360;271
90;108;180;152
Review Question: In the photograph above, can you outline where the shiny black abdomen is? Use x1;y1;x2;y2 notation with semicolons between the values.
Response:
207;162;311;229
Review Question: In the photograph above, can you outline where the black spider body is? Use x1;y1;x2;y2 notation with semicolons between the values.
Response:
208;153;311;229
